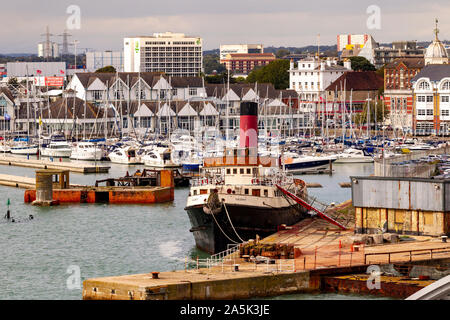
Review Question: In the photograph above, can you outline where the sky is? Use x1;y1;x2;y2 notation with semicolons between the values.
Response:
1;0;450;54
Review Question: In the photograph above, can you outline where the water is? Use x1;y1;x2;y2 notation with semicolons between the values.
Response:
0;160;373;300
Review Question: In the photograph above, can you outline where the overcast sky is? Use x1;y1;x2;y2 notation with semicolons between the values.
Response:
1;0;449;54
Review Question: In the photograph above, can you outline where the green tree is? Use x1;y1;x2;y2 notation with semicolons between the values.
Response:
275;49;290;58
7;77;19;88
203;54;226;75
95;65;116;73
246;59;290;89
349;56;376;71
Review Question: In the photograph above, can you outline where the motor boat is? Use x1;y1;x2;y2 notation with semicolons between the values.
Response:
10;139;38;155
282;152;337;174
108;146;141;164
334;148;374;163
70;142;103;161
142;147;181;169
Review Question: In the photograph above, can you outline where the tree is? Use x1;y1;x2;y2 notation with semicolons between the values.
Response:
203;54;226;75
275;49;290;58
348;56;376;71
246;59;290;90
7;77;19;88
95;66;116;73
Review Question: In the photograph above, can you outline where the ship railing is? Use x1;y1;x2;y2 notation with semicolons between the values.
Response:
263;258;296;273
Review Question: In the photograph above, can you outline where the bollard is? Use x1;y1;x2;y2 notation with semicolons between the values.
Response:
59;157;62;162
27;154;29;160
303;257;306;270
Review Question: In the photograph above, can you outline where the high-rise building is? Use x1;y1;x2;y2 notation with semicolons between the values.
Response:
123;32;203;77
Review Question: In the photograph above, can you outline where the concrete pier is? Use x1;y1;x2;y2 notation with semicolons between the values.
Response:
0;155;109;174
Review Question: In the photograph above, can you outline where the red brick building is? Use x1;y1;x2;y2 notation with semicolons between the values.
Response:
383;58;425;132
222;53;276;76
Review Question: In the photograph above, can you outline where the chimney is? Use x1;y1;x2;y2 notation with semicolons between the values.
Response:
343;59;352;70
290;59;294;70
240;101;258;152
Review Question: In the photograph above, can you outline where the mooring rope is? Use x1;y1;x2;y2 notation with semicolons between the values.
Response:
223;202;245;243
210;207;239;244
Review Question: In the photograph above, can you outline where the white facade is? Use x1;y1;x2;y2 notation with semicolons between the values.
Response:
337;34;371;52
124;32;203;77
86;51;124;72
38;42;59;59
219;44;264;61
289;57;351;102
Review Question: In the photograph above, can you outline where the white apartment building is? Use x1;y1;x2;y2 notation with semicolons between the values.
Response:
124;32;203;77
219;44;264;62
38;42;59;59
289;57;351;102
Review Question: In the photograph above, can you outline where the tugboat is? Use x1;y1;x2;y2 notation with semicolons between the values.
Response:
184;102;309;254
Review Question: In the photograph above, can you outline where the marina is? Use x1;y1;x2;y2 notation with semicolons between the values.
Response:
2;3;450;305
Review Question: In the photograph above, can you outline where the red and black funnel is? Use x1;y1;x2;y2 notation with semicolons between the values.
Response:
240;101;258;149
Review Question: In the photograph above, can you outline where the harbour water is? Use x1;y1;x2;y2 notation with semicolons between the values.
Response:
0;160;373;300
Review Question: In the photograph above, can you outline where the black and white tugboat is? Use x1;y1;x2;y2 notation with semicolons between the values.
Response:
185;102;309;254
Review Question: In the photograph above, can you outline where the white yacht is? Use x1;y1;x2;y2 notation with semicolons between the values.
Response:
142;147;181;169
10;141;39;155
282;152;337;174
108;146;141;164
40;140;72;158
0;142;11;153
334;148;374;163
70;142;103;161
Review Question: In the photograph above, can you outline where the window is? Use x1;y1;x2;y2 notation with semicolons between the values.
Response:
418;81;430;90
264;189;268;197
92;90;102;100
417;109;426;115
189;88;197;96
417;96;425;102
442;110;449;116
442;81;450;90
233;168;237;174
426;96;433;103
226;168;231;174
246;168;251;174
240;168;244;174
244;189;249;195
442;96;449;103
426;109;433;115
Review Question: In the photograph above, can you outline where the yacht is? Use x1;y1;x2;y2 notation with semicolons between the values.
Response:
70;142;103;161
334;148;374;163
282;152;337;174
142;147;181;169
40;140;72;158
108;146;141;164
10;139;38;155
0;142;11;153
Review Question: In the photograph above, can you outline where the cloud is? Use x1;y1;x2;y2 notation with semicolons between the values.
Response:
1;1;450;53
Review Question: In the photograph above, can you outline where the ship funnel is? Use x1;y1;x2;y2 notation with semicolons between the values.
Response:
239;101;258;153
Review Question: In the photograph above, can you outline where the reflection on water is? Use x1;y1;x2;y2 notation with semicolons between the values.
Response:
0;160;374;299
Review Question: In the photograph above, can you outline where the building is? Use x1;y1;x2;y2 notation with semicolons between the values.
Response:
289;57;351;102
38;42;59;59
337;34;372;53
219;44;264;62
352;176;450;237
411;64;450;135
221;53;276;77
424;19;449;65
0;87;16;132
0;64;6;78
384;58;425;132
325;71;384;117
6;62;66;78
123;32;203;77
86;51;124;72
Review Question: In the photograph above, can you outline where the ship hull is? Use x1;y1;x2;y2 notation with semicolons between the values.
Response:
185;203;306;255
